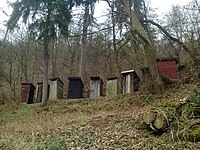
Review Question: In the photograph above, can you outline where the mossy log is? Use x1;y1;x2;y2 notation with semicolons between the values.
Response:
153;114;168;130
142;99;200;141
143;111;169;132
143;110;156;125
143;108;172;131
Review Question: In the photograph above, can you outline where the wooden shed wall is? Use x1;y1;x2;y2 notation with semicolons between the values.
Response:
90;79;103;98
68;77;84;99
106;78;118;97
21;83;35;104
157;60;177;79
49;79;64;100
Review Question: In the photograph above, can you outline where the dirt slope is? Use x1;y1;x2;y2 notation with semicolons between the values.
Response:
1;84;200;149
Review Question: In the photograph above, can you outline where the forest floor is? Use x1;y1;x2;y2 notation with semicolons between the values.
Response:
1;83;200;149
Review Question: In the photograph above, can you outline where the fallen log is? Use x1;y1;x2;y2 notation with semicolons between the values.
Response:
153;114;168;131
143;110;156;125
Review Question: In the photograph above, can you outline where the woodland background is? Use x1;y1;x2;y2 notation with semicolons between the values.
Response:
0;0;199;102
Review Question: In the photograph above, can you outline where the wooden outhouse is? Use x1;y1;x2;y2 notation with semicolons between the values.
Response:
157;58;177;80
68;77;84;99
36;82;50;103
90;76;103;98
21;83;35;104
106;77;119;97
49;77;64;100
121;69;140;93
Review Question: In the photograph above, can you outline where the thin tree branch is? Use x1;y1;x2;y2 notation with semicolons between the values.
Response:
143;20;189;52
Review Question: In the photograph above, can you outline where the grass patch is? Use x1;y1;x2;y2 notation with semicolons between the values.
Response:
1;84;200;149
0;104;39;124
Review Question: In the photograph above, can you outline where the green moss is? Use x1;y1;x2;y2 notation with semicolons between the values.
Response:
107;127;116;133
0;104;38;124
189;86;200;104
0;141;12;150
188;127;200;142
191;128;200;136
77;118;87;126
140;95;156;104
153;100;177;108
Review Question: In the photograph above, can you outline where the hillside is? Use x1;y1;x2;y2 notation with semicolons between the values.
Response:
1;83;200;149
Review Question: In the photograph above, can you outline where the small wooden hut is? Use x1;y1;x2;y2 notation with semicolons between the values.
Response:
90;76;103;98
106;77;119;97
121;69;140;93
21;83;35;104
68;77;84;99
36;82;50;103
49;77;64;100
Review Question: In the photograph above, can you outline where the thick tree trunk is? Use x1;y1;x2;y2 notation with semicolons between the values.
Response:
145;43;164;94
41;37;49;106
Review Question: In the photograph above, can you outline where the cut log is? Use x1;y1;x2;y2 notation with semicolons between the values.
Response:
143;110;156;125
153;115;168;131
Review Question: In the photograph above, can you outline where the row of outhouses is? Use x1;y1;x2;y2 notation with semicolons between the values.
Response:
21;58;177;104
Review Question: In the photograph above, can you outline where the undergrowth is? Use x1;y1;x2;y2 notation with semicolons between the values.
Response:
1;84;200;149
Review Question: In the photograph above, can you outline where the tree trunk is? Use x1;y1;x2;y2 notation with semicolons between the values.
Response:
79;2;89;82
41;37;49;106
51;42;57;77
145;43;164;94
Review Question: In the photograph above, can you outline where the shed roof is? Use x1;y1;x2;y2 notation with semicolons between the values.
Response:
90;76;103;84
90;76;100;80
107;77;118;80
21;82;34;85
49;77;64;85
37;82;43;85
156;57;179;64
121;69;135;74
68;77;84;87
21;83;36;89
68;77;82;80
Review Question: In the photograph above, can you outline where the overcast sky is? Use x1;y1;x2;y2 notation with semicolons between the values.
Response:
94;0;192;20
150;0;191;15
0;0;193;31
